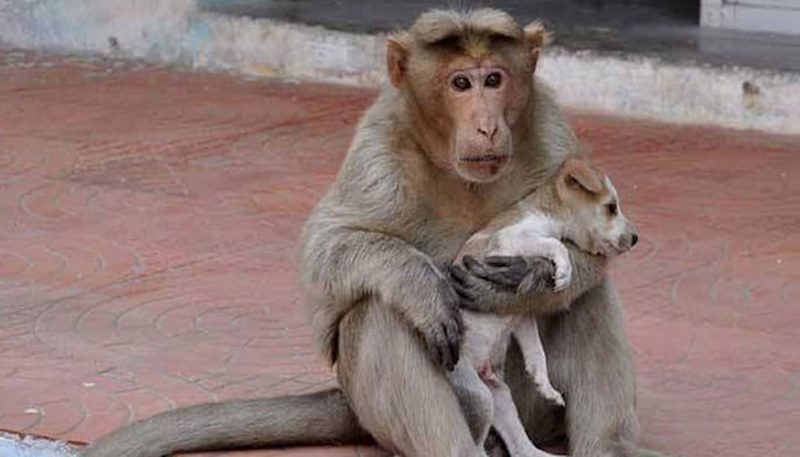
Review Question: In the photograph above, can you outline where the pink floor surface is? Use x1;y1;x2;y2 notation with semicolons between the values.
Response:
0;49;798;456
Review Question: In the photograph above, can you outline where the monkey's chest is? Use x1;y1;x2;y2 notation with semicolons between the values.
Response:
416;207;504;261
416;183;524;261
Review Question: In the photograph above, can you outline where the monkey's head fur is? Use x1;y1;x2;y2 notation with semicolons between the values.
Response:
386;8;549;183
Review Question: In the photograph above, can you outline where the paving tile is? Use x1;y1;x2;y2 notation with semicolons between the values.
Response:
0;48;798;457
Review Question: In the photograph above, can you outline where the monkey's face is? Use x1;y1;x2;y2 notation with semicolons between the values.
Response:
385;10;544;183
442;61;528;183
403;51;531;184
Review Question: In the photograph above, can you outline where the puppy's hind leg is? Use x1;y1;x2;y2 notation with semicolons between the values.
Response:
448;358;495;446
489;380;565;457
514;318;564;407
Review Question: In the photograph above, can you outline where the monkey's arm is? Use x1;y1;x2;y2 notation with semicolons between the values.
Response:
302;225;462;370
451;242;607;315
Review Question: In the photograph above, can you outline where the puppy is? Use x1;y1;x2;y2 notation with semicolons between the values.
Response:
450;156;638;456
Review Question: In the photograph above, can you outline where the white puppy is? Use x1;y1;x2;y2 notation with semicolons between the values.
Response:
451;157;639;457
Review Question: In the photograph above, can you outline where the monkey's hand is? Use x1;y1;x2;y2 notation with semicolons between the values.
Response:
302;225;465;370
450;255;556;313
413;270;464;371
453;241;608;314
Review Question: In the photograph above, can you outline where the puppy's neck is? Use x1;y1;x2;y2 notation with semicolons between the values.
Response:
518;177;563;219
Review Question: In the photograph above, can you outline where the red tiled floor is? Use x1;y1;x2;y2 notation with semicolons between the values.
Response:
0;49;798;457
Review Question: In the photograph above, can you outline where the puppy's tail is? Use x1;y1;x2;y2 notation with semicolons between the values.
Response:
82;388;372;457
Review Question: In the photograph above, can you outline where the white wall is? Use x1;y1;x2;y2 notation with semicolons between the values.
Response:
702;0;800;35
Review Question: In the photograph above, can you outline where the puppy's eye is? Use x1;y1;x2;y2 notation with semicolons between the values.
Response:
606;202;618;215
485;72;502;88
451;75;472;91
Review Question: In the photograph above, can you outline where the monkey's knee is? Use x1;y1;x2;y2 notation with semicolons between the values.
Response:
340;303;480;457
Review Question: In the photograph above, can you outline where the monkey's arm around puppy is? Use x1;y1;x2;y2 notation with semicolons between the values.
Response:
302;223;463;369
453;244;607;315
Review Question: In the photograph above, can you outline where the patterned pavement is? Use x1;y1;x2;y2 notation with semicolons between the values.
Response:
0;48;798;457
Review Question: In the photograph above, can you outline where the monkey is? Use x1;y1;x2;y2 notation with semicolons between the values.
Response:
81;8;666;457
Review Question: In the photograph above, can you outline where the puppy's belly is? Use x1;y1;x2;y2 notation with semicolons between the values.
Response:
461;311;516;375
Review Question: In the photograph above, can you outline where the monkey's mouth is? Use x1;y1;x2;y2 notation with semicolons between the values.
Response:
456;153;511;181
459;154;510;164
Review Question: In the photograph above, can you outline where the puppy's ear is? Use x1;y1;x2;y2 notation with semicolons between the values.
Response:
559;157;603;195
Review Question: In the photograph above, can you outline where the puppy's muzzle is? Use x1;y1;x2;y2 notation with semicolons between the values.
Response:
618;225;639;252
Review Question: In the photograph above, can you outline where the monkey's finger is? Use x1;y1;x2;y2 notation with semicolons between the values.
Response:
484;255;528;269
524;257;558;292
527;256;557;272
444;322;460;371
422;330;446;370
439;280;463;311
449;264;470;285
463;256;500;280
449;267;477;303
453;287;475;306
484;256;532;279
464;256;521;289
449;266;477;291
483;257;529;283
438;329;456;372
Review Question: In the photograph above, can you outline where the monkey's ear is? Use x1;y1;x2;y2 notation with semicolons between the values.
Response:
523;20;551;73
560;157;603;195
386;34;409;88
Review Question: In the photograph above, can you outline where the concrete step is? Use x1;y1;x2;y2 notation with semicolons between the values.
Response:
0;432;77;457
1;1;799;134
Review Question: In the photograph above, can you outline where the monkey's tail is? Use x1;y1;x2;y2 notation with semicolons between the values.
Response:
633;448;670;457
81;388;372;457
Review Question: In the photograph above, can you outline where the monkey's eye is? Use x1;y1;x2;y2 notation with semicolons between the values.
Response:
606;202;618;216
484;72;502;88
451;75;472;91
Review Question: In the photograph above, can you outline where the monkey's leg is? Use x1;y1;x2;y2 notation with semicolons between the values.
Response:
536;280;641;457
338;297;488;457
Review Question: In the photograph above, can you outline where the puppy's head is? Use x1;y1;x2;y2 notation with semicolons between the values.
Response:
555;157;638;257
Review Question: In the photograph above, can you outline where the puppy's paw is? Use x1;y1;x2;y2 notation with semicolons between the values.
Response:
528;365;566;407
538;384;565;407
551;255;572;292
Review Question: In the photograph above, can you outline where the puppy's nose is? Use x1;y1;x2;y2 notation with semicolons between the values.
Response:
631;233;639;247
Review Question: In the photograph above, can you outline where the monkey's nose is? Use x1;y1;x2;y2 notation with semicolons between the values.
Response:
631;233;639;247
476;121;498;141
